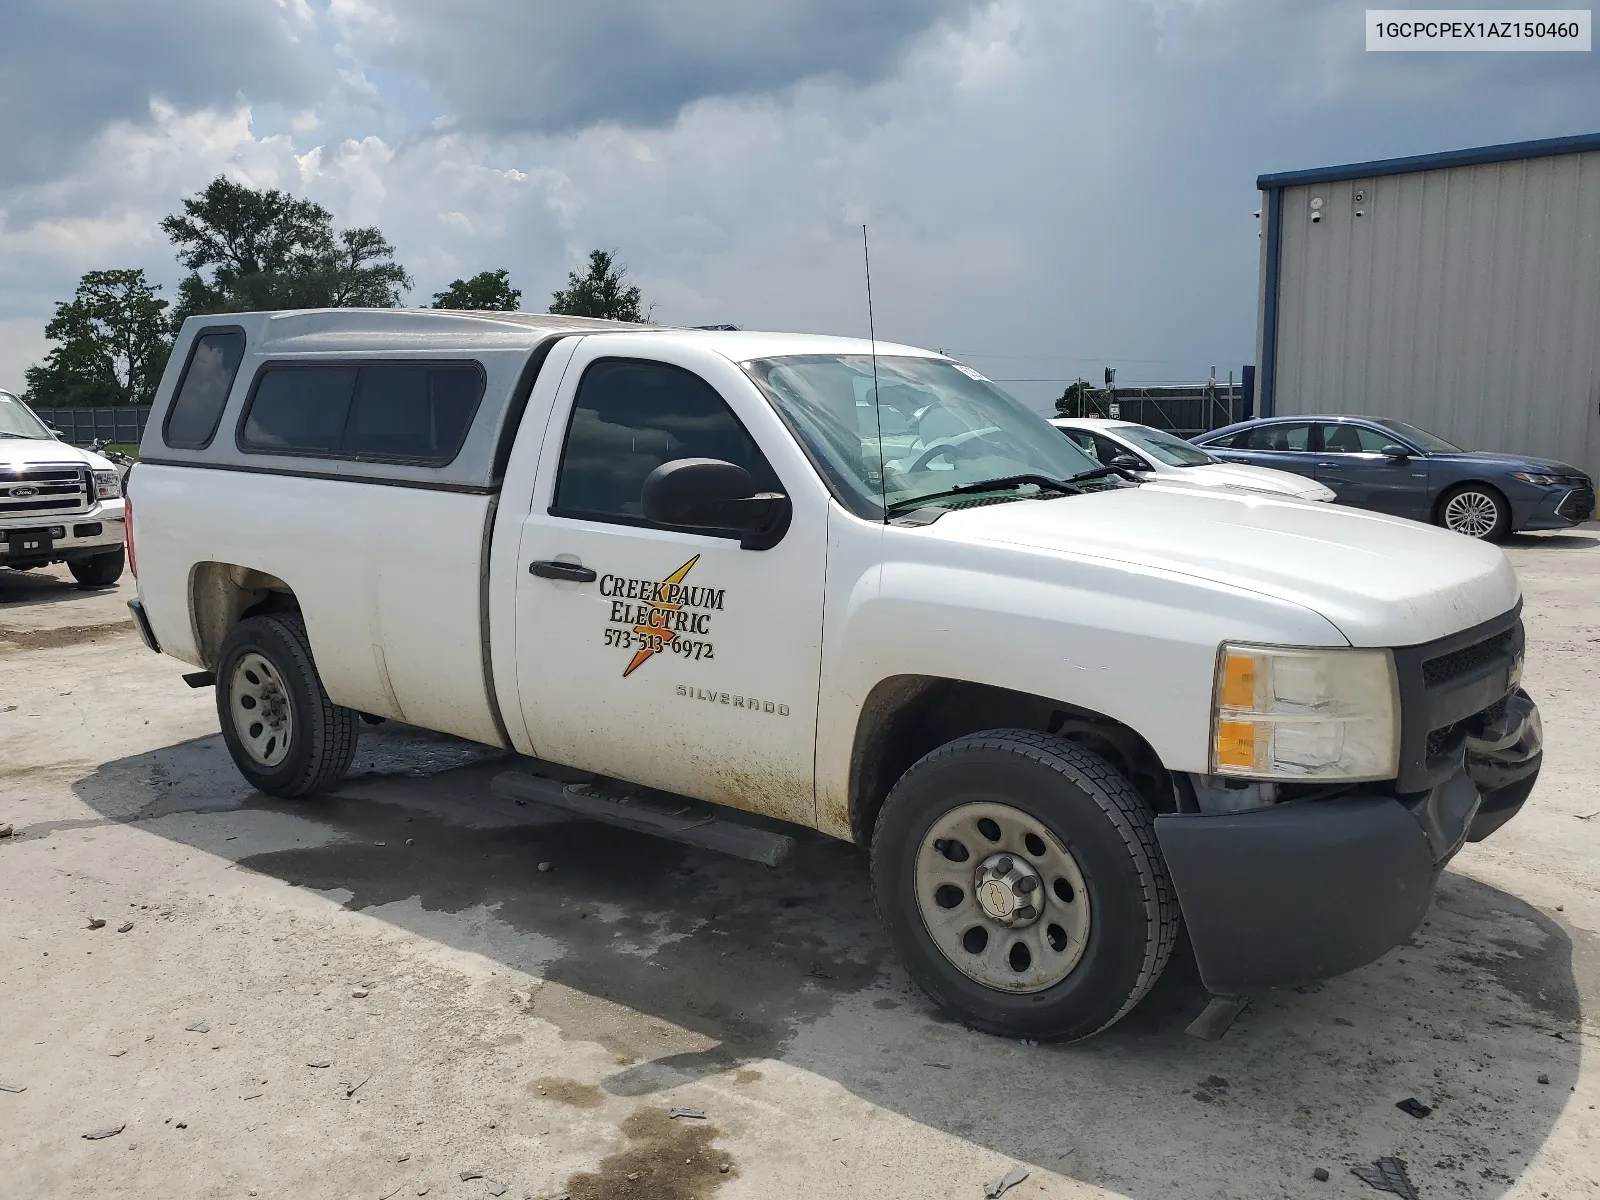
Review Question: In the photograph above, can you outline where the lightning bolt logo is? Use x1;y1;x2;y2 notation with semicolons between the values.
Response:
622;554;700;677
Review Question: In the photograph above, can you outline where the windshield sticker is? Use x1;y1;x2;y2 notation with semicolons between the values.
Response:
949;362;988;382
599;555;720;675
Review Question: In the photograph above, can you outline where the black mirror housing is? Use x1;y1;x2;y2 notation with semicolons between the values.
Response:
641;458;792;550
1110;454;1146;472
1380;443;1410;459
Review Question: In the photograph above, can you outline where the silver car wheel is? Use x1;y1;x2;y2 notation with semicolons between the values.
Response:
914;801;1092;993
229;650;294;767
1443;489;1501;538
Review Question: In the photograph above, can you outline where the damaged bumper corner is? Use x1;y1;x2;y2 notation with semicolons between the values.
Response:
1154;689;1542;995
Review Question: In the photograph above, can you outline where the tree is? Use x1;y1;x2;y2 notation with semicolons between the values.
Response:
24;270;171;407
431;269;521;311
1055;379;1111;418
161;176;410;327
549;249;645;321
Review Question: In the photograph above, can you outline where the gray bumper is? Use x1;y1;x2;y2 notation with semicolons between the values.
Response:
1155;689;1541;994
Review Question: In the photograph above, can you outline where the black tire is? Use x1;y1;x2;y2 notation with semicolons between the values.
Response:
870;729;1179;1041
215;613;358;797
68;547;125;587
1436;483;1510;541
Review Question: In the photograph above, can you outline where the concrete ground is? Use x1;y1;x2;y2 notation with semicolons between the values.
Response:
2;530;1598;1200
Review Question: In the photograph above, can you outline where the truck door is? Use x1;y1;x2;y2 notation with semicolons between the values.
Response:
511;340;826;828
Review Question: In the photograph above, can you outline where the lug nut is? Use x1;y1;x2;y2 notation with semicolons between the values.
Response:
1015;876;1038;894
996;855;1013;874
1015;906;1037;921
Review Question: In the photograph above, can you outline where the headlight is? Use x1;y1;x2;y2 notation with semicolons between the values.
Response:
1211;644;1399;781
1510;472;1562;486
92;469;121;500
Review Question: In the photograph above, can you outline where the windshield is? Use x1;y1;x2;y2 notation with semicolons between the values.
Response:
741;354;1099;517
1112;423;1216;467
0;391;54;439
1374;418;1462;454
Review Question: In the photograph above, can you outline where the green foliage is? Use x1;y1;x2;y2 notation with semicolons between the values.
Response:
548;249;645;321
24;270;171;407
161;176;410;328
431;269;521;311
1055;380;1111;417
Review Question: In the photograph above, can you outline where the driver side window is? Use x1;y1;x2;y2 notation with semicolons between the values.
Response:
552;358;781;525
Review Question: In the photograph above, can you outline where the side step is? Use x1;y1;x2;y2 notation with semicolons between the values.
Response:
490;769;798;867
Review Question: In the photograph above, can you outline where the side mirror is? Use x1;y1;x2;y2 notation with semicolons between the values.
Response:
641;458;792;551
1110;454;1146;472
1380;443;1410;460
49;427;65;439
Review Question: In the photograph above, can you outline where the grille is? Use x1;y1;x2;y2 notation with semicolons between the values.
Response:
944;495;1025;510
1426;726;1457;758
1557;486;1595;521
0;465;90;518
1422;630;1513;687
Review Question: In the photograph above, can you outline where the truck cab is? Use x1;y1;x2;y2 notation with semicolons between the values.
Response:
0;389;128;586
126;310;1542;1041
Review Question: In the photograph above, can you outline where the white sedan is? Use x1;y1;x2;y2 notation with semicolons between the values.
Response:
1049;417;1336;502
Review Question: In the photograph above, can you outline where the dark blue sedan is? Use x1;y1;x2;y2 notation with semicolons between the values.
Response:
1193;416;1595;541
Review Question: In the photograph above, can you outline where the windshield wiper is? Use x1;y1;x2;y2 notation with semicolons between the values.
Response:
1064;464;1139;485
886;473;1082;514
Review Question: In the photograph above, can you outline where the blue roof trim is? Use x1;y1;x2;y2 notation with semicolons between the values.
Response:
1256;131;1600;190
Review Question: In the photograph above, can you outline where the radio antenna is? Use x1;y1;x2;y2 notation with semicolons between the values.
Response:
863;224;887;522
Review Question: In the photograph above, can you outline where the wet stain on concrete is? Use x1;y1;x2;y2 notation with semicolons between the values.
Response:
0;619;133;652
562;1109;735;1200
234;785;885;1090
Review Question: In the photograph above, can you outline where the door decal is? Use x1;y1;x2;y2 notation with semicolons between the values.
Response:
598;554;723;676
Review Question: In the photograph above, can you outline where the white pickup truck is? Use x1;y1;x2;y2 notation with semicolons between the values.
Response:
1;390;127;585
127;310;1542;1040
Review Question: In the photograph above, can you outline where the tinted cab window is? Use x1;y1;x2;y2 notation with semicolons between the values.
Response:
554;359;779;523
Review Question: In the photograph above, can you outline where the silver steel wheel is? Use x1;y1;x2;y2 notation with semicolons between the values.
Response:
914;801;1092;993
1443;490;1501;538
229;651;294;768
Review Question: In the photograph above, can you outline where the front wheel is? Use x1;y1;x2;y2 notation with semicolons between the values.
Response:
215;613;358;797
870;729;1179;1041
69;548;124;587
1438;484;1509;541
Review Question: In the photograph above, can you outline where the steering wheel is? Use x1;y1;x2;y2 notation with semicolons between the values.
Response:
907;425;1005;472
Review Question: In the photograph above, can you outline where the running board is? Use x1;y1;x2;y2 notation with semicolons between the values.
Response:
490;769;798;867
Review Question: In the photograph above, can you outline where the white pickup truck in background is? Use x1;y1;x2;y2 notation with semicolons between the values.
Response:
1;389;127;586
126;310;1543;1041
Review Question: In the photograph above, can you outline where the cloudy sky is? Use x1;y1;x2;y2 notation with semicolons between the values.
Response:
2;0;1596;408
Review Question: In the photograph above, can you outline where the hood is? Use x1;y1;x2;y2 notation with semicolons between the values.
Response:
932;484;1519;647
1162;461;1335;501
1442;451;1589;478
0;436;109;472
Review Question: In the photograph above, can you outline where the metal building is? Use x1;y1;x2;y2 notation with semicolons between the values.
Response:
1254;132;1600;480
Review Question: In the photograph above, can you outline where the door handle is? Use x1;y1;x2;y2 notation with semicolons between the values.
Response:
529;560;597;583
1316;461;1339;468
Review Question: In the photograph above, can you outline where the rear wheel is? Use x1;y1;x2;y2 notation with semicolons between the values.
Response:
215;613;358;797
1438;485;1509;541
870;729;1179;1041
69;548;125;587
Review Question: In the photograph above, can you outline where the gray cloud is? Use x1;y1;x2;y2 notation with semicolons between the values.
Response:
0;0;327;186
333;0;988;133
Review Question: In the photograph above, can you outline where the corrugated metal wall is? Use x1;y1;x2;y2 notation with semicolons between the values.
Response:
1266;149;1600;480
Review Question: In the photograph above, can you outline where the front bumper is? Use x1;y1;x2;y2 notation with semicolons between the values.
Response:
1155;688;1541;994
0;501;125;563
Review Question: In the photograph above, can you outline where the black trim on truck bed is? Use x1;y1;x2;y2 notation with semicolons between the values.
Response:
131;458;499;495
